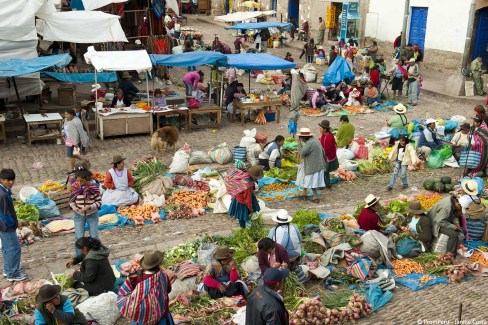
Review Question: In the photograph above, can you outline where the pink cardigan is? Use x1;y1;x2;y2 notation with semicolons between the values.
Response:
182;71;200;89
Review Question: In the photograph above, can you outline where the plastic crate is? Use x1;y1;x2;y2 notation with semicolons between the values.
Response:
264;111;276;122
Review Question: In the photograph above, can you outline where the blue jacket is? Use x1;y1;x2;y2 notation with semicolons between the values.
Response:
417;127;442;150
0;185;17;232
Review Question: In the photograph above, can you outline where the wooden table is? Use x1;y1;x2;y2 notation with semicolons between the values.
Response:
23;113;63;146
153;108;189;132
233;99;282;125
96;111;153;141
188;104;222;131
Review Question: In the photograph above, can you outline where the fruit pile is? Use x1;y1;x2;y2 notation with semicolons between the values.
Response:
416;193;443;210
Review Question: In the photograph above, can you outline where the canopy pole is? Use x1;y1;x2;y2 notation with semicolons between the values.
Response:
11;77;25;116
248;70;251;93
220;69;225;109
94;71;99;137
146;71;150;106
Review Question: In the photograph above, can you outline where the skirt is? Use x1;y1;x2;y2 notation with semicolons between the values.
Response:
327;158;339;172
295;164;326;189
131;313;175;325
228;194;261;228
391;77;403;91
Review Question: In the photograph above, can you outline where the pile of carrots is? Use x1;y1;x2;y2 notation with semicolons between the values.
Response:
343;105;367;114
336;167;357;181
117;204;160;224
168;190;209;208
392;259;424;277
255;111;267;125
419;275;433;286
470;251;488;266
302;108;321;115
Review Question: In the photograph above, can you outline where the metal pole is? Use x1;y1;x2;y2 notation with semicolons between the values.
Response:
248;71;251;93
146;71;150;105
462;0;477;68
11;77;25;116
400;0;410;47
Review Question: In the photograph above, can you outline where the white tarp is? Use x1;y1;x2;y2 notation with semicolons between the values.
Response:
82;0;128;11
165;0;180;15
36;11;128;43
84;47;152;72
214;10;276;23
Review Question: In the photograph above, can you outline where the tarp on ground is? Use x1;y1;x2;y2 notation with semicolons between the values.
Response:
225;22;292;31
150;52;228;67
36;11;128;43
322;56;355;87
41;71;117;83
214;10;276;23
82;0;128;11
224;53;296;70
84;47;152;72
0;54;72;77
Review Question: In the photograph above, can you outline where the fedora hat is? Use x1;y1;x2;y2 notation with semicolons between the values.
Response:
122;71;131;79
214;246;235;260
297;128;313;137
140;250;164;270
406;200;426;215
111;155;126;165
461;179;479;196
364;194;380;208
393;104;407;114
272;210;293;224
36;284;61;303
318;119;330;129
247;166;264;179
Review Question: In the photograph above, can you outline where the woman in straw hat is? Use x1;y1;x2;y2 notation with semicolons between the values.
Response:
386;104;408;141
34;284;87;325
224;166;264;228
459;179;486;241
203;246;247;299
295;128;327;203
117;250;175;325
400;200;433;253
102;155;139;207
357;194;386;231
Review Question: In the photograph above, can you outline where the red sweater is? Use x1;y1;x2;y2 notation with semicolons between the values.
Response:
357;208;381;231
235;185;255;211
319;133;337;162
203;268;239;289
370;70;380;88
257;243;290;275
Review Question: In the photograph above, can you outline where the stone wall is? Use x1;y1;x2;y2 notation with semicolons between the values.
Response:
211;0;225;16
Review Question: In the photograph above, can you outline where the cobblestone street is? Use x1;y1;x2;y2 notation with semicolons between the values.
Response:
1;16;487;325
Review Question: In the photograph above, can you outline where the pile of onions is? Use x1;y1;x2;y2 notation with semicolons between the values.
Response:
289;294;372;325
446;263;469;283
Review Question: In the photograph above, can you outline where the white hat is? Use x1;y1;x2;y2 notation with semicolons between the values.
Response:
272;210;293;224
317;45;323;50
461;179;479;196
425;118;436;125
297;128;313;137
408;58;416;63
135;39;142;45
393;104;407;114
364;194;380;208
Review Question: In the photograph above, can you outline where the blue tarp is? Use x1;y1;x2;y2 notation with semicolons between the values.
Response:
224;53;296;70
150;52;228;67
42;71;118;83
0;54;72;77
225;22;292;31
322;56;355;86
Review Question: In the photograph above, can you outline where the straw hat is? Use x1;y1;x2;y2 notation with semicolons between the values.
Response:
461;179;479;196
140;250;164;270
406;201;426;215
272;210;293;224
111;155;126;164
297;128;313;137
36;285;61;303
214;246;235;260
364;194;380;208
122;71;131;79
393;104;407;114
408;58;416;63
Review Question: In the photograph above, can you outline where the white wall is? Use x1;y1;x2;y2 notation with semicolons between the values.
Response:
365;0;470;53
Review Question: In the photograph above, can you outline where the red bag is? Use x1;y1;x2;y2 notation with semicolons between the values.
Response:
255;133;268;144
188;99;201;109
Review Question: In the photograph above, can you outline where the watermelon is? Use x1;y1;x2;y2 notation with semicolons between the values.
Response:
440;176;452;185
444;184;455;193
433;182;445;193
423;179;436;191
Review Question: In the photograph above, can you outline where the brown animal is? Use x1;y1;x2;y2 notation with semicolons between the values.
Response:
151;126;179;155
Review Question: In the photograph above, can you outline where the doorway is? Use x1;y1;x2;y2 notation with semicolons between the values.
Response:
408;7;428;50
474;8;488;67
288;0;299;25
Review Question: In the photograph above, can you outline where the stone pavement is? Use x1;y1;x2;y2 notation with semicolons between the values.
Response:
1;15;488;324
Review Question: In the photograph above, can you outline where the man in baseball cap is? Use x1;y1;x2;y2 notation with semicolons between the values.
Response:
246;267;290;324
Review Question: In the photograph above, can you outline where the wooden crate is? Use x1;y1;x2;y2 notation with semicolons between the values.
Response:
58;85;76;106
46;188;71;210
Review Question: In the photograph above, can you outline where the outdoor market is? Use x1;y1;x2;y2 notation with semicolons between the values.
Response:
1;0;488;325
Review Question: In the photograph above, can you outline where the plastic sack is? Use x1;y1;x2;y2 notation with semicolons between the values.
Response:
25;192;61;219
26;192;50;206
240;129;257;148
366;283;393;312
208;143;233;164
232;306;246;325
427;151;444;169
337;148;355;165
188;99;201;109
77;292;120;325
198;242;217;265
444;120;458;131
189;151;213;165
143;192;165;207
172;45;183;54
459;149;481;169
169;150;190;174
141;176;173;196
439;145;453;159
396;237;421;257
246;143;262;166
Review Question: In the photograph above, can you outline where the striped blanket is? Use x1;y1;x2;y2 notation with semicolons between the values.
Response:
224;167;254;197
472;123;488;172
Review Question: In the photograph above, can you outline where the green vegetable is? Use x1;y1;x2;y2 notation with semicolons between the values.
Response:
14;201;39;221
292;210;321;233
387;200;409;215
353;203;365;219
440;176;452;185
444;184;454;193
357;160;379;175
323;218;345;233
303;238;326;254
132;159;169;193
321;288;354;309
423;179;435;191
329;269;360;285
264;167;297;181
414;252;439;266
433;182;445;193
282;153;297;164
163;242;200;267
55;272;74;290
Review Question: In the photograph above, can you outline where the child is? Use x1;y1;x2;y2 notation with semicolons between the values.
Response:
17;220;35;245
70;169;101;256
387;135;418;191
152;88;167;108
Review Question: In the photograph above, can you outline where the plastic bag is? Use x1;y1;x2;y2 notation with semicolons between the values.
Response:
432;234;449;253
143;192;165;207
77;292;120;325
427;150;444;169
198;242;217;265
189;151;213;165
172;45;183;54
337;148;355;165
169;150;190;174
396;237;421;257
38;200;60;219
141;176;173;196
366;283;393;312
439;145;453;160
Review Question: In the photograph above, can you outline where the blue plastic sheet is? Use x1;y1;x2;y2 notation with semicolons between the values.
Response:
257;177;311;201
395;273;449;291
99;205;117;216
150;52;228;67
373;100;413;112
0;54;71;77
366;283;393;311
224;53;296;70
42;71;117;83
225;22;292;31
322;56;355;86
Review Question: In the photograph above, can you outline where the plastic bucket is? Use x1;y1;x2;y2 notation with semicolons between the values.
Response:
19;186;39;202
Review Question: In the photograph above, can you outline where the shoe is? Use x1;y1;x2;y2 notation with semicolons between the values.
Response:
166;80;173;85
7;273;28;282
402;184;408;189
387;186;393;191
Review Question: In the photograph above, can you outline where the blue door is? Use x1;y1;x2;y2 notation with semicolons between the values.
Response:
473;8;488;67
408;7;428;50
289;0;299;23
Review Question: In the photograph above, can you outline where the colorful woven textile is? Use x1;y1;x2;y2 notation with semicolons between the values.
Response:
224;167;253;197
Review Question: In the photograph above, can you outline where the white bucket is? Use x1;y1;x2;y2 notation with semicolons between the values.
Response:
303;70;317;82
96;102;103;110
273;40;280;48
19;186;38;202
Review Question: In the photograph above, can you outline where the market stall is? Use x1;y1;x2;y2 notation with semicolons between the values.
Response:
214;10;276;23
225;21;292;48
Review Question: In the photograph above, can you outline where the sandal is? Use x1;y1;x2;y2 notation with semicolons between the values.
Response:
310;198;320;204
297;195;308;201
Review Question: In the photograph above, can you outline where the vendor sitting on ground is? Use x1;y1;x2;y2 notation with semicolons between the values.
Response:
257;237;290;276
258;135;285;171
102;155;139;207
34;284;87;325
417;118;443;159
459;179;486;241
111;89;131;108
387;104;408;140
66;237;116;296
364;81;382;107
400;200;433;253
118;72;140;99
325;84;339;103
203;246;247;299
284;52;294;62
451;123;471;161
310;86;328;109
268;212;302;262
278;72;292;95
336;116;355;148
345;87;361;106
152;88;167;108
358;194;386;231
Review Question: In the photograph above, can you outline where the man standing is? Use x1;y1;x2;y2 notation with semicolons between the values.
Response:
317;17;325;45
246;267;290;325
0;169;26;282
471;55;485;96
